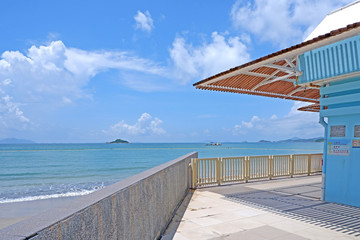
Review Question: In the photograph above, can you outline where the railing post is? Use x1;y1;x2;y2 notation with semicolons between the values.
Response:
290;155;294;178
216;158;221;186
245;156;250;183
269;156;274;180
191;158;197;189
243;157;246;183
220;157;223;185
307;154;312;176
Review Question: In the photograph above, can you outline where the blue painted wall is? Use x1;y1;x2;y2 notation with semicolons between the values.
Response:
320;78;360;207
298;35;360;85
298;32;360;207
325;114;360;207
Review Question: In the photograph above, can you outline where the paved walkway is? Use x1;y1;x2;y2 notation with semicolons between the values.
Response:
161;175;360;240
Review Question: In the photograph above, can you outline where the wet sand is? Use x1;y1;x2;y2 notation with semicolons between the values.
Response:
0;197;78;229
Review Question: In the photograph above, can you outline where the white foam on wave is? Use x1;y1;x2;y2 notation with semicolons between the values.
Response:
0;188;101;204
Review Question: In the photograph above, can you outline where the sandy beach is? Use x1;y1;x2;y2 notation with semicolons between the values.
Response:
0;197;78;229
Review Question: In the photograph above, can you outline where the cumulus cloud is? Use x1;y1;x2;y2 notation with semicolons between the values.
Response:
0;40;165;100
232;102;323;140
134;10;154;32
0;87;29;129
169;32;250;84
231;0;353;47
0;41;168;129
241;116;260;129
233;124;242;134
106;113;165;136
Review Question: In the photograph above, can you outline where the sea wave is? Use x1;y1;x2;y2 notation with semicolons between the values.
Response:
0;188;103;204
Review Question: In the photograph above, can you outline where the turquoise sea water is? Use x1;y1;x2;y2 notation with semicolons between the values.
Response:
0;142;323;203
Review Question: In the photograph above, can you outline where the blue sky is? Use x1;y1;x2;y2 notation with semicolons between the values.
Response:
0;0;353;143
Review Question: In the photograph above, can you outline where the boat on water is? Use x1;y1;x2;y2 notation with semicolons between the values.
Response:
205;142;222;146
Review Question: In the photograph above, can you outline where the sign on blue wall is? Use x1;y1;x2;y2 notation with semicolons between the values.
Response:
327;139;350;156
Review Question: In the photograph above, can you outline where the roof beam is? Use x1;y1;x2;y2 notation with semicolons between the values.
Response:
251;73;295;91
263;63;297;74
244;71;269;78
287;87;306;96
250;61;296;91
250;70;281;91
267;72;296;83
250;66;284;91
285;58;296;69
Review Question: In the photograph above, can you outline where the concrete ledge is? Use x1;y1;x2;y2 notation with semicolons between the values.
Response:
0;152;198;240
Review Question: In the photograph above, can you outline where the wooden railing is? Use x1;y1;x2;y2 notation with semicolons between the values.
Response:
191;153;322;188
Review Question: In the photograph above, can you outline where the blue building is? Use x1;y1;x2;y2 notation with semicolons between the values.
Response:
194;2;360;207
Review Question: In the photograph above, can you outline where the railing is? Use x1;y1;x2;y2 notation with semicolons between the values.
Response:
191;153;322;188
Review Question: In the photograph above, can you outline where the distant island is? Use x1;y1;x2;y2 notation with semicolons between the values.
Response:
106;139;130;144
258;137;324;143
0;138;35;144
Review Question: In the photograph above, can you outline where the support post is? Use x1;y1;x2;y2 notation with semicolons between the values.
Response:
319;115;328;201
245;156;250;183
191;158;197;189
269;156;274;180
307;154;312;176
290;155;294;178
216;158;221;186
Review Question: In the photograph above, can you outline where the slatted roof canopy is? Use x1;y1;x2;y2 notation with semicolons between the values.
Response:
193;22;360;111
297;103;320;113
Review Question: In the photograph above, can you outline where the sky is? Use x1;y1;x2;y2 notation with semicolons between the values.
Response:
0;0;354;143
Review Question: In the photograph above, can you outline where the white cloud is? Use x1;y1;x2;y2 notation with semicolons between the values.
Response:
0;86;29;129
62;96;72;104
120;72;172;92
0;41;165;100
169;32;250;84
233;124;242;135
65;45;165;77
270;114;277;120
106;113;166;136
232;102;323;140
241;116;260;128
231;0;353;47
134;10;154;32
0;41;167;129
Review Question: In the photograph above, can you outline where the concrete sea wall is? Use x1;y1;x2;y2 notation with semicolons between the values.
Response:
0;152;198;240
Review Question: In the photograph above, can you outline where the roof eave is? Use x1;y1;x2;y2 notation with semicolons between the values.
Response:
193;22;360;87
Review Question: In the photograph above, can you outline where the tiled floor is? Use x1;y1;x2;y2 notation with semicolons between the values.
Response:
161;175;360;240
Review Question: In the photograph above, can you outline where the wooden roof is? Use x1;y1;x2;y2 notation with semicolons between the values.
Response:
193;22;360;111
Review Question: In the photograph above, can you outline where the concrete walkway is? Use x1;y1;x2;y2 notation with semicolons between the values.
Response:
161;175;360;240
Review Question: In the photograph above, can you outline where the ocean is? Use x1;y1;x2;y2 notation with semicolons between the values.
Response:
0;142;323;204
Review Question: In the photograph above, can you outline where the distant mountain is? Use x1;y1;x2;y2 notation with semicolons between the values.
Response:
0;138;35;144
287;137;302;141
258;137;324;143
278;137;324;143
106;139;130;144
